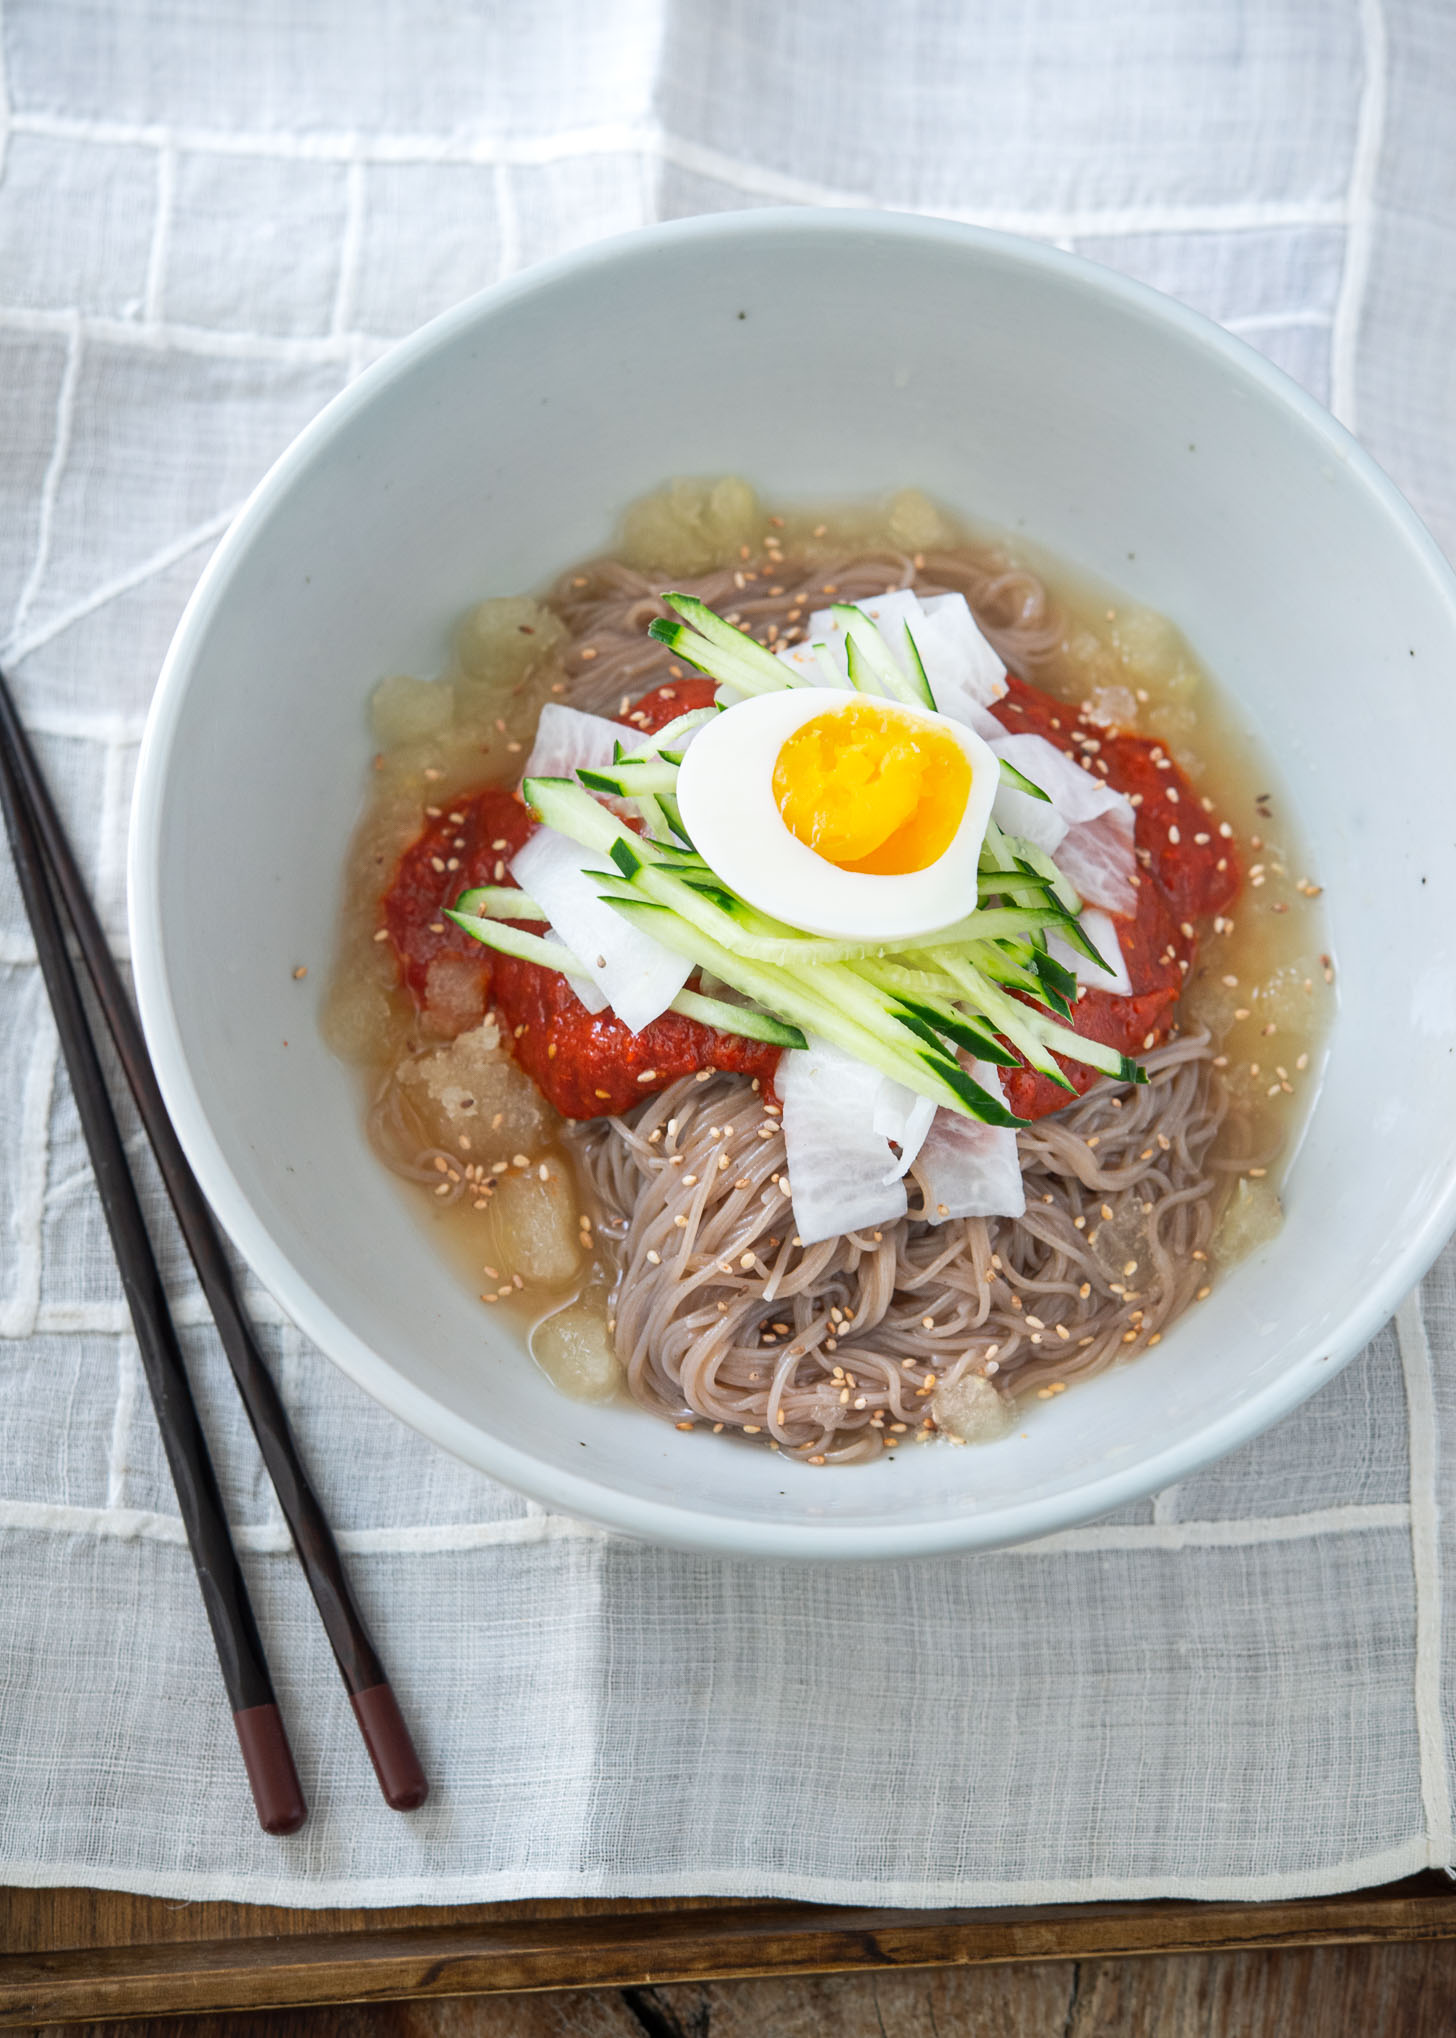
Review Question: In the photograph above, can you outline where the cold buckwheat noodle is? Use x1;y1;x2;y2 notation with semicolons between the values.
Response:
568;1037;1227;1461
351;523;1304;1459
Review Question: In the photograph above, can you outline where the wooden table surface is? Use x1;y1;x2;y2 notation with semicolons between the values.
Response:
7;1878;1456;2034
18;1942;1456;2036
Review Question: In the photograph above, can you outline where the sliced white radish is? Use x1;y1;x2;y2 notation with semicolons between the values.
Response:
779;1040;910;1245
1053;806;1138;917
539;930;608;1012
774;589;1007;719
1048;906;1133;998
510;824;690;1033
916;592;1009;712
523;704;623;783
989;732;1137;914
872;1078;938;1184
913;1064;1026;1223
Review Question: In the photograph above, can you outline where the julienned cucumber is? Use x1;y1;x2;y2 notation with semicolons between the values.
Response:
831;603;937;712
997;756;1052;803
518;772;1140;1112
668;988;807;1050
606;895;1025;1128
453;885;545;922
646;594;794;698
443;909;807;1052
501;623;1146;1106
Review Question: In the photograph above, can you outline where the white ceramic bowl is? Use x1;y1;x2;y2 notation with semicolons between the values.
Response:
130;210;1456;1560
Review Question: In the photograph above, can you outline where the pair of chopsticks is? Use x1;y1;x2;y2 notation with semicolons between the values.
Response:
0;669;427;1833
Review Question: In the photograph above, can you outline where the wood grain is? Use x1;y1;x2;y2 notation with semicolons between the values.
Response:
23;1942;1456;2037
6;1878;1456;2027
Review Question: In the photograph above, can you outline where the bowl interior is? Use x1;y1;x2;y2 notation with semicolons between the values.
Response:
130;212;1456;1557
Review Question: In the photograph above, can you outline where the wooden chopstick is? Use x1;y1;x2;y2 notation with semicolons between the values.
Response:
0;669;427;1819
0;721;305;1832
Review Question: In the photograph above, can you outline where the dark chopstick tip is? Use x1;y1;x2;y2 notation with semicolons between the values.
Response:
233;1703;308;1834
351;1682;430;1811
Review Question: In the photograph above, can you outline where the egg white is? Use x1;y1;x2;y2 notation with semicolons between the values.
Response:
674;688;1000;941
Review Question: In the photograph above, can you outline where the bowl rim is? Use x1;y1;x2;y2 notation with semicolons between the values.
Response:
128;205;1456;1559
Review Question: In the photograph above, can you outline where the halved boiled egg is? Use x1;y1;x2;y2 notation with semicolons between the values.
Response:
674;689;999;940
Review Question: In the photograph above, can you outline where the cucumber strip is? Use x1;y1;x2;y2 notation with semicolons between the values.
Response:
841;630;881;698
1033;947;1079;1005
1049;907;1113;975
1030;951;1077;1022
634;792;674;844
603;895;1010;1122
618;706;719;759
932;951;1076;1089
976;867;1059;891
669;988;806;1050
452;884;545;922
832;603;927;711
884;991;1019;1069
609;837;646;880
997;756;1052;802
901;622;939;712
647;595;797;698
646;618;779;697
1003;831;1083;915
925;1057;1030;1127
1019;1005;1140;1083
958;951;1142;1085
657;792;695;848
809;640;843;687
576;758;680;797
830;604;901;685
960;945;1045;1002
444;909;595;978
852;956;966;1001
522;775;630;856
636;837;713;872
980;819;1063;914
448;907;804;1051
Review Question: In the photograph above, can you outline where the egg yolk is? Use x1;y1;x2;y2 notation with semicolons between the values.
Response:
771;700;972;875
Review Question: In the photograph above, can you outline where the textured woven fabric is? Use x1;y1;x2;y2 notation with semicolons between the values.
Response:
1;0;1454;1907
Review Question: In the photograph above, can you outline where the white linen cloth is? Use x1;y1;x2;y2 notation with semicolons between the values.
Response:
1;0;1454;1908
